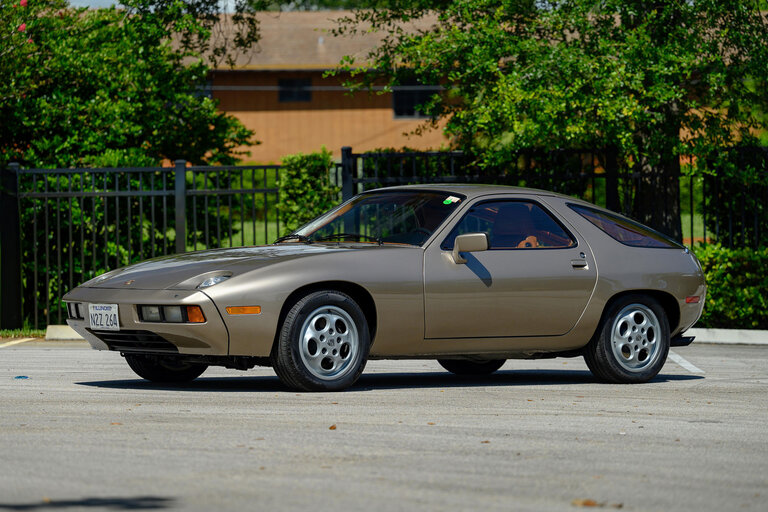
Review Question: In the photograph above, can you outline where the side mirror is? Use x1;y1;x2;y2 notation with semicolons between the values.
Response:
452;233;489;264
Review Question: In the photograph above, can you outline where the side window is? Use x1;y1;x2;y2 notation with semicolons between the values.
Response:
442;200;576;250
568;204;682;249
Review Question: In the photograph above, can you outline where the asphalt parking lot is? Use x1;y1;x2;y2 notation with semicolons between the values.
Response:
0;341;766;512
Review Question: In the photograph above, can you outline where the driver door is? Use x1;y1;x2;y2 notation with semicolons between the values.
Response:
423;198;597;339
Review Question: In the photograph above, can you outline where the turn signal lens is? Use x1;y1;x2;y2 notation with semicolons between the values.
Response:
186;306;206;323
685;296;700;304
226;306;261;315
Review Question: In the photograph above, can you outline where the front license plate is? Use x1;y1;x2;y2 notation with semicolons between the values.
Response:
88;303;120;331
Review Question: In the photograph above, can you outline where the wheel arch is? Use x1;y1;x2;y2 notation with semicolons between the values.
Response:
271;281;378;355
594;289;680;341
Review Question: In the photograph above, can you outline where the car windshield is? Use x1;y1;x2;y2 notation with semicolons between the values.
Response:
294;190;466;246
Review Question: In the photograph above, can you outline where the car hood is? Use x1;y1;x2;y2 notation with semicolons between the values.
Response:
83;244;356;290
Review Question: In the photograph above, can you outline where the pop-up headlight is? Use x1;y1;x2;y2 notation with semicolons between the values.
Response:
197;275;231;289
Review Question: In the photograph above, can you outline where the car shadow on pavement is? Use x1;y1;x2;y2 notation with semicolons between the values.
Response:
76;369;703;393
354;369;703;391
0;496;174;510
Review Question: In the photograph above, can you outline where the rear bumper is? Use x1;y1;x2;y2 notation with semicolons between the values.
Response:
63;287;229;356
671;335;695;347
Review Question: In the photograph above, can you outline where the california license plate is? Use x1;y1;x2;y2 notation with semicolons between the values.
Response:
88;303;120;331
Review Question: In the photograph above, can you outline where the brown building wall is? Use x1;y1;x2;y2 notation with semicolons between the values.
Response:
211;70;449;163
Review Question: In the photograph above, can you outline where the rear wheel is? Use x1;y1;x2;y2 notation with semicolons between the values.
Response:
124;354;207;383
584;294;670;383
272;290;370;392
438;358;506;375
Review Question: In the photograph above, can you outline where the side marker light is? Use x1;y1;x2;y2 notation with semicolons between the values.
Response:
226;306;262;315
685;296;700;304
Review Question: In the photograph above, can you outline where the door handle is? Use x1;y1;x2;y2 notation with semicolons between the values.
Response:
570;259;588;268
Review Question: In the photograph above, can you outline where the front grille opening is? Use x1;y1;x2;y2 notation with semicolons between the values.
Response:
87;329;178;354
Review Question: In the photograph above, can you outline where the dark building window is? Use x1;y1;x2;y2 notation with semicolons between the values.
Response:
393;81;435;119
195;80;213;99
279;78;311;102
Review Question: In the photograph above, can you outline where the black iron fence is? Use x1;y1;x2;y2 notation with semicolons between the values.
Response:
339;147;630;209
339;146;768;250
2;146;766;329
1;161;280;329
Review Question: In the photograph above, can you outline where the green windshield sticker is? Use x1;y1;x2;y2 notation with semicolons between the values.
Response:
443;196;460;205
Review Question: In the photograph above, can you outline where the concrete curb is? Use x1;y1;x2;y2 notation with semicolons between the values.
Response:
45;325;84;341
685;328;768;346
38;325;768;345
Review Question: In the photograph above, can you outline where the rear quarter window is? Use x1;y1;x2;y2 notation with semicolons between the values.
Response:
568;204;682;249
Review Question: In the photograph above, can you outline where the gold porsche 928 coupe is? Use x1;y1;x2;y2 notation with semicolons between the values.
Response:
64;185;706;391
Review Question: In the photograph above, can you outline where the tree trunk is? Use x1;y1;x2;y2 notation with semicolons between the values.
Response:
632;100;684;242
634;153;683;242
604;147;621;213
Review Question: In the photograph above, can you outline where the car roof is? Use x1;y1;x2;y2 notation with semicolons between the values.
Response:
365;183;591;203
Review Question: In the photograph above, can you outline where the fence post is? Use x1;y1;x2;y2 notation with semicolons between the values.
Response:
1;163;23;329
341;146;354;201
605;147;620;212
174;160;187;254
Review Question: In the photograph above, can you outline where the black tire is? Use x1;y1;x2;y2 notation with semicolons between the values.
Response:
438;358;506;375
272;290;370;392
583;294;670;383
124;354;207;383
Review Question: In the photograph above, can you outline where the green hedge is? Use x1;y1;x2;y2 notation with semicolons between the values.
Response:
695;244;768;329
277;148;340;233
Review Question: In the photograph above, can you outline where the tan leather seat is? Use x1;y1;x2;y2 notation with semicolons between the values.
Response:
490;203;538;248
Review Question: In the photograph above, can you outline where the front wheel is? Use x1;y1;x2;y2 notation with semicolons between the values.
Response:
272;290;370;391
438;358;506;375
583;294;670;383
124;354;207;383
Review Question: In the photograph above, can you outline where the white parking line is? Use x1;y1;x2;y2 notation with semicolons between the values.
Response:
669;350;705;374
0;338;36;349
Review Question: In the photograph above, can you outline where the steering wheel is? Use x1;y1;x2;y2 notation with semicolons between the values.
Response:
516;235;539;248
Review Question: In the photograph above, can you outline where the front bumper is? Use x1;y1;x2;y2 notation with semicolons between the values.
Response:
64;287;229;356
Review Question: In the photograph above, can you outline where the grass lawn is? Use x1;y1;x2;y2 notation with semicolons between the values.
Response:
681;212;708;246
0;328;46;339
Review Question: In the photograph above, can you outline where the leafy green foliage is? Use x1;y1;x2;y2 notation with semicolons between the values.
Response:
695;244;768;329
335;0;768;240
0;0;259;168
277;148;340;233
275;0;394;8
123;0;263;69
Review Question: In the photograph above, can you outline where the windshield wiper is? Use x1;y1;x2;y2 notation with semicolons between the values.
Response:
273;234;313;244
313;233;383;245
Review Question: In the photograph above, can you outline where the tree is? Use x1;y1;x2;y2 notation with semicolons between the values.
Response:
276;0;392;9
0;0;263;168
335;0;768;240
